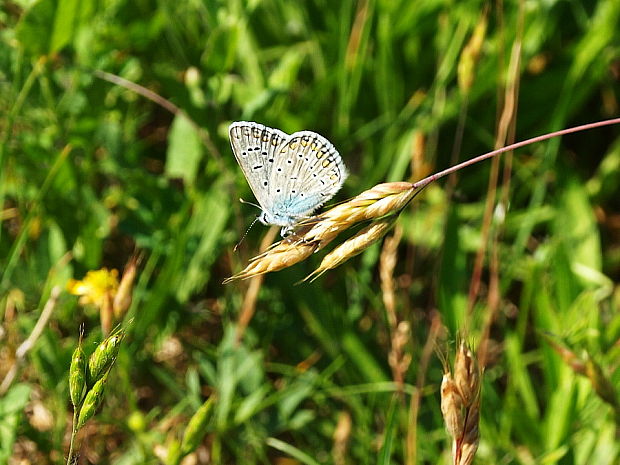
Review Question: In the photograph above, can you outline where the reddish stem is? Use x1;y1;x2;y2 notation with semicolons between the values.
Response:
412;118;620;189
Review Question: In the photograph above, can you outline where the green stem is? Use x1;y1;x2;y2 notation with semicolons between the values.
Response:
66;411;79;465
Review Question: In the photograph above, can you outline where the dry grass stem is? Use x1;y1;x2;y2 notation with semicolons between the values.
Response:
543;335;619;413
380;226;402;328
0;286;61;395
407;313;443;465
332;411;352;465
387;321;412;392
225;182;421;283
441;341;482;465
379;227;412;390
235;226;279;343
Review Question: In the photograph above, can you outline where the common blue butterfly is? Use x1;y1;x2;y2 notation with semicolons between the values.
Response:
229;121;347;235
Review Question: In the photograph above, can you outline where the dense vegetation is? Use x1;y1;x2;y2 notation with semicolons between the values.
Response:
1;0;619;464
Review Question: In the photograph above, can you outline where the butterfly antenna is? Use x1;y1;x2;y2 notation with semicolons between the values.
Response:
234;215;260;252
239;197;262;210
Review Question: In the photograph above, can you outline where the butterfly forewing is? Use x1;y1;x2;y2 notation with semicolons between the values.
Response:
229;122;288;206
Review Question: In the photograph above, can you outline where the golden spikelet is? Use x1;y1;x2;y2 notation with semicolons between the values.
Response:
440;341;482;465
454;342;480;408
304;217;397;282
440;372;464;439
223;236;318;283
113;254;139;320
225;182;422;283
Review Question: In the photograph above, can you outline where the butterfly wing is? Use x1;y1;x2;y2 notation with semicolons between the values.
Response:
228;121;289;209
267;130;347;223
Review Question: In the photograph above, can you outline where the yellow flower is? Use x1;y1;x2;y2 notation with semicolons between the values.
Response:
67;268;119;308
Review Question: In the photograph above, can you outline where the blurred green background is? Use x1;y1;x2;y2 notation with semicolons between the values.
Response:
1;0;619;463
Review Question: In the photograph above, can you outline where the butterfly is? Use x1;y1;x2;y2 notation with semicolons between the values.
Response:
229;121;348;235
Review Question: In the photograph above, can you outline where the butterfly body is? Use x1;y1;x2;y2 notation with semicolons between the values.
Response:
229;121;347;235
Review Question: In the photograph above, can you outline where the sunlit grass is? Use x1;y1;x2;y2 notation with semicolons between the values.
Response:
1;0;619;464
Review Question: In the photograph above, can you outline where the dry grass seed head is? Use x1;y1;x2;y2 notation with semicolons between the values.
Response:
225;182;420;282
223;237;318;283
440;372;464;439
454;341;480;408
304;217;397;282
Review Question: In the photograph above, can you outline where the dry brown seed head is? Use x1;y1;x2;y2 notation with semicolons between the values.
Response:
304;218;396;282
223;239;317;283
462;403;480;444
456;439;480;465
225;182;424;282
454;342;480;407
113;255;138;319
440;372;464;439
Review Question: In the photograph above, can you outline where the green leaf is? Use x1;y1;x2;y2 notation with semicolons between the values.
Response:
50;0;80;53
378;395;398;465
0;384;32;463
556;179;602;280
15;0;56;56
175;185;229;301
165;114;203;187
